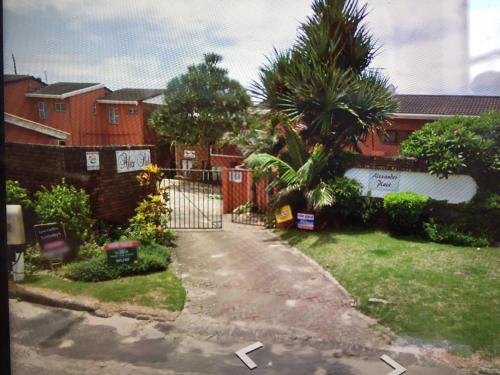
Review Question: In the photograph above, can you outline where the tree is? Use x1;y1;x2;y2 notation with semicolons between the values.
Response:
150;53;251;146
251;0;397;154
245;125;337;212
400;112;500;196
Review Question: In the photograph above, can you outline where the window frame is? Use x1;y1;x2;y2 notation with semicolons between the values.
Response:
54;102;66;112
108;107;119;124
127;107;138;115
37;102;48;119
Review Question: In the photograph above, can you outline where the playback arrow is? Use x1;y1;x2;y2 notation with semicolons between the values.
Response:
235;342;263;370
380;354;407;375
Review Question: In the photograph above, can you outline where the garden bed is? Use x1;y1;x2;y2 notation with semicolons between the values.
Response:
280;228;500;357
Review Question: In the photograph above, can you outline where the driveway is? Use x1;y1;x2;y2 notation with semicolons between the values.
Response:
9;217;466;374
175;218;389;353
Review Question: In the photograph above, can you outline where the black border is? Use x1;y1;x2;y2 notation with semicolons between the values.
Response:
1;0;13;372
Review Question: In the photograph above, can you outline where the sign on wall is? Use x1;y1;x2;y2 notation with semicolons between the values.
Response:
116;149;151;173
344;168;477;204
368;171;400;192
229;170;243;183
86;151;100;171
184;150;196;159
34;223;70;259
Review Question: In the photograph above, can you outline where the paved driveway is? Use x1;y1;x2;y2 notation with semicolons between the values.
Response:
175;217;389;353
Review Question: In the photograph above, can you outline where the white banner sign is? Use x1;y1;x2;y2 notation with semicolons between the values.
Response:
344;168;477;204
116;149;151;173
86;151;100;171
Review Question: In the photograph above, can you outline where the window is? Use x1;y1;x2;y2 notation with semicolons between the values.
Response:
128;107;138;115
38;102;48;119
381;130;413;145
54;102;66;112
108;107;119;124
382;130;398;144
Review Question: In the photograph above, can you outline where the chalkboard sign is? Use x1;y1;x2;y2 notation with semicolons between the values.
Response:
34;223;70;258
104;241;139;265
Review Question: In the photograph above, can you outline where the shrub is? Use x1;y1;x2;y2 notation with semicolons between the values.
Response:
23;244;44;277
62;243;171;282
329;177;362;218
76;241;102;261
423;222;489;247
136;164;164;195
35;180;94;243
328;178;382;225
6;180;32;208
383;192;429;232
126;194;174;245
233;202;253;214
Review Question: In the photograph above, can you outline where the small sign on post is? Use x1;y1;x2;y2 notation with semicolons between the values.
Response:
34;223;70;259
104;241;139;265
297;213;315;230
275;205;293;224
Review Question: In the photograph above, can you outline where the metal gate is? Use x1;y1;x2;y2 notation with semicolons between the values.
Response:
227;169;270;226
162;169;222;229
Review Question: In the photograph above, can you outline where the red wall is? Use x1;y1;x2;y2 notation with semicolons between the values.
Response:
221;168;268;214
4;78;45;119
359;118;429;156
97;103;146;145
4;123;59;145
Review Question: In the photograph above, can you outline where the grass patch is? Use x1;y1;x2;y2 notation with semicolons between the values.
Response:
22;270;185;311
280;228;500;356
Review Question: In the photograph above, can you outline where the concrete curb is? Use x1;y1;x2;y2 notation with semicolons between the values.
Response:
9;283;179;321
9;284;98;314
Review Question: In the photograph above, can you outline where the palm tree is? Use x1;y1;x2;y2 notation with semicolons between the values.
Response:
245;126;337;213
251;0;398;154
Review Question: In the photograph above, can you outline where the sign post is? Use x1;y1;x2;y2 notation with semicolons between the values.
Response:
104;241;139;265
34;223;70;266
297;213;315;230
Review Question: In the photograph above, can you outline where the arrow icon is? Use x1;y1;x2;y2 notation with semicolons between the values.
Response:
380;354;407;375
235;342;263;370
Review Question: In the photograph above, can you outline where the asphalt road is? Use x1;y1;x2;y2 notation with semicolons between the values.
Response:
10;300;459;375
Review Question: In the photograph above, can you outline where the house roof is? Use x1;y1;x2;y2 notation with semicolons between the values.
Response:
394;94;500;119
4;112;69;140
97;88;163;105
25;82;105;99
4;74;44;85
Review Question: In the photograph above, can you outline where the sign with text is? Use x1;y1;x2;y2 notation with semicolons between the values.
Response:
275;205;293;224
229;170;243;183
116;149;151;173
344;168;477;203
34;223;70;259
86;151;100;171
183;150;196;159
297;213;315;230
368;170;401;192
104;240;139;265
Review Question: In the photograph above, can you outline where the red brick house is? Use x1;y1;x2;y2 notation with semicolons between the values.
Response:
3;74;69;145
4;75;166;149
23;81;109;146
96;88;162;145
359;95;500;156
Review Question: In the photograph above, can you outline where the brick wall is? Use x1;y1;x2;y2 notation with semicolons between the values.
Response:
350;154;428;172
5;143;156;225
174;144;210;170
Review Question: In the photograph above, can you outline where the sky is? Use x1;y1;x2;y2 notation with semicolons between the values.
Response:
3;0;500;95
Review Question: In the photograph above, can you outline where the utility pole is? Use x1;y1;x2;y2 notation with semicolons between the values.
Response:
12;53;17;74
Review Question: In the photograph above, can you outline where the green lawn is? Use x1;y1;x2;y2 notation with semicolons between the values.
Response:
23;270;186;312
280;228;500;356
